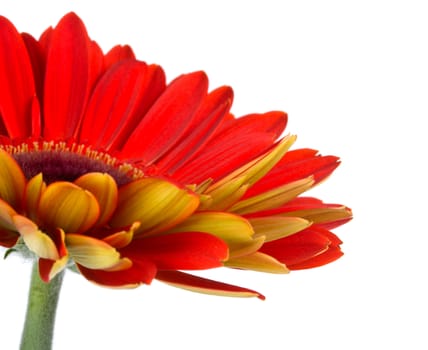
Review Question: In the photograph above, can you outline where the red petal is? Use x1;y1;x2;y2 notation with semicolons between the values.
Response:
0;229;19;248
0;16;36;138
79;61;165;151
104;45;135;70
173;112;287;183
43;13;91;140
244;149;340;198
246;197;352;230
156;86;233;173
287;245;343;270
173;133;275;184
260;226;342;268
39;258;55;282
120;71;208;163
21;33;45;104
87;40;105;100
122;232;228;270
156;271;265;300
77;259;157;286
38;26;53;53
215;111;287;139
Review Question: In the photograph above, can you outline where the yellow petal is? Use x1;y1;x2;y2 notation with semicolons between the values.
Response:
200;176;249;211
168;212;264;258
25;173;46;221
102;222;140;249
65;234;121;269
0;149;26;210
281;206;353;224
230;177;314;215
13;215;59;260
225;252;289;273
110;178;199;235
250;216;312;242
38;182;100;233
74;173;118;226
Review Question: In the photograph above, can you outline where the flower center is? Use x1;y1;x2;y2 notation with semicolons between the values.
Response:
2;141;144;185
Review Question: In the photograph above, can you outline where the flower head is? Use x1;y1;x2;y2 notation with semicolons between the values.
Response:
0;13;351;299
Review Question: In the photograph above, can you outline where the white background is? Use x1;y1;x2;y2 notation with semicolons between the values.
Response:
1;1;427;349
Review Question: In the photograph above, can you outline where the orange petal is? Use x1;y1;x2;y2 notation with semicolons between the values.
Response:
65;234;122;269
38;181;100;232
0;199;20;247
13;215;59;260
110;178;199;235
0;198;17;231
0;149;26;210
74;173;118;226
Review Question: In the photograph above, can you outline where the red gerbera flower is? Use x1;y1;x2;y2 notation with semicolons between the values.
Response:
0;12;351;300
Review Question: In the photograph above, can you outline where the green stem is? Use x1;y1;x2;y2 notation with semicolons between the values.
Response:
20;263;65;350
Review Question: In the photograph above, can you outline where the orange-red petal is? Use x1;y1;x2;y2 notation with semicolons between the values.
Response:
260;226;342;269
156;271;265;300
77;259;157;287
122;232;228;270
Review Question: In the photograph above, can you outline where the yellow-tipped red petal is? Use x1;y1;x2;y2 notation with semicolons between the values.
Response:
110;178;199;235
74;173;118;226
0;149;26;210
249;216;312;242
102;257;133;272
230;177;314;215
65;234;122;269
38;228;69;281
156;271;265;300
38;182;100;232
24;173;46;221
39;255;69;282
225;252;289;273
167;212;263;258
13;215;59;260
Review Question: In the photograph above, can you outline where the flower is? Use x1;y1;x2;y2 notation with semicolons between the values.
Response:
0;12;351;300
